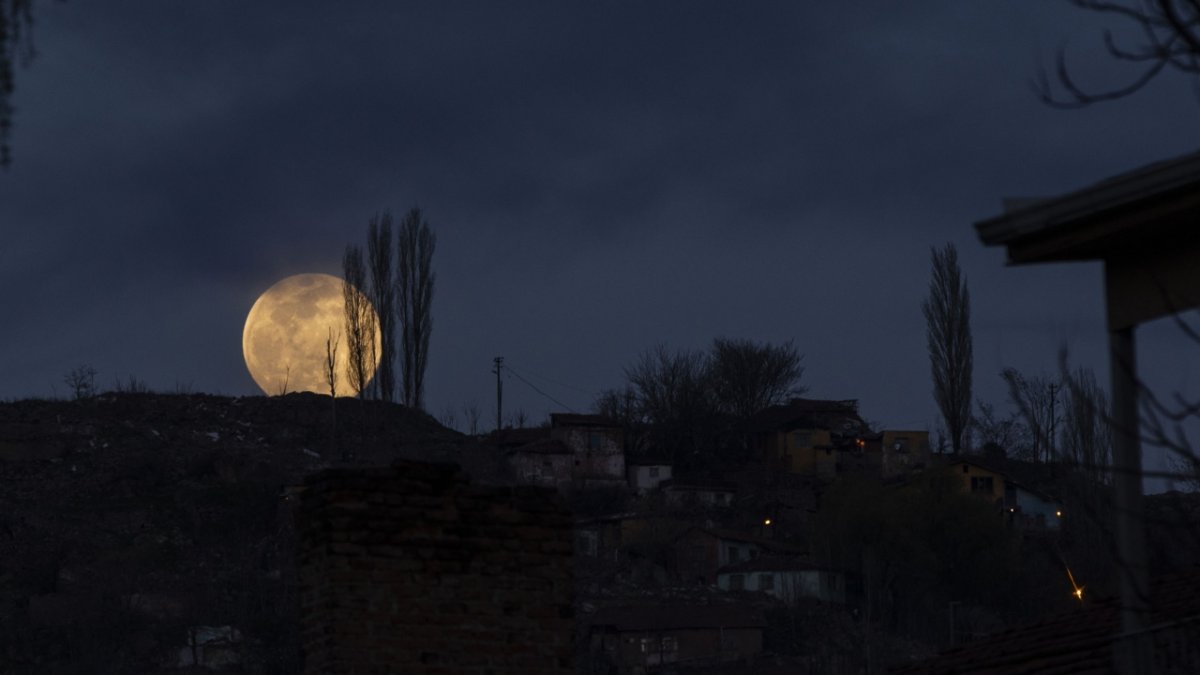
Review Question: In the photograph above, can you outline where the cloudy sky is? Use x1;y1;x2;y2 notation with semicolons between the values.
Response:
2;2;1198;486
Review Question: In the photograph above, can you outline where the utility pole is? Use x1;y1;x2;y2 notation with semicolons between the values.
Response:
493;356;504;432
1048;381;1059;472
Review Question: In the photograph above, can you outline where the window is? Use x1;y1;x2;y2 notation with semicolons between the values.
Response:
971;476;994;493
792;431;813;447
578;531;598;557
758;573;775;591
729;574;745;590
648;466;660;478
962;464;969;474
588;432;603;449
640;636;677;664
893;437;909;452
728;545;741;562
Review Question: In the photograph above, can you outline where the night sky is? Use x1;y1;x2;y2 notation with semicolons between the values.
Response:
2;3;1198;489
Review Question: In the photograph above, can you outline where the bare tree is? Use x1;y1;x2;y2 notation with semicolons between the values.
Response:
324;327;340;400
342;245;376;398
325;327;339;457
709;337;806;420
507;408;529;429
461;399;482;435
1035;1;1200;107
973;399;1029;458
923;243;974;453
595;384;642;453
1;0;35;166
1003;368;1060;463
396;207;436;410
625;344;717;469
367;213;395;402
1059;362;1113;484
438;404;458;431
63;365;97;400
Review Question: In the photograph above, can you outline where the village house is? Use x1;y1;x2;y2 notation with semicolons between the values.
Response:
1005;480;1064;531
950;457;1007;509
550;413;626;488
661;477;737;509
574;512;690;563
749;398;931;483
674;526;806;585
505;438;575;489
587;604;766;673
878;429;932;479
498;413;627;490
716;554;847;604
627;459;673;495
749;398;868;480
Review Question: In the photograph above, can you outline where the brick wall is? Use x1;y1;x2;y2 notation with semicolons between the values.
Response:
299;460;574;674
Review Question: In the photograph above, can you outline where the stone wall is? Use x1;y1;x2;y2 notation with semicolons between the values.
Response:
300;461;574;674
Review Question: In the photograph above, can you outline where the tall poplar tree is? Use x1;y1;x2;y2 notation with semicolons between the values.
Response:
923;243;973;453
396;207;436;410
367;213;395;402
342;245;375;398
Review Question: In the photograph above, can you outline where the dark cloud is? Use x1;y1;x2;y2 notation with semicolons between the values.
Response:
2;3;1198;489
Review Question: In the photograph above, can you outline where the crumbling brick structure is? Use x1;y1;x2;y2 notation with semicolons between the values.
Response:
300;461;574;674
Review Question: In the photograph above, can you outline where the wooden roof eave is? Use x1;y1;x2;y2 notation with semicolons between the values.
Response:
975;149;1200;265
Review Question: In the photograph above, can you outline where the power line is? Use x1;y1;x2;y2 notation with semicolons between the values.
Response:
504;368;578;413
504;361;597;396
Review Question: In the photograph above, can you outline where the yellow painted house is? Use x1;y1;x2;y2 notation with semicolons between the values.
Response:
750;399;868;481
950;458;1007;507
765;427;835;477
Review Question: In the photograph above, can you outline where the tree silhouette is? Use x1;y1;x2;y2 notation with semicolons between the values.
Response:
366;213;395;402
1036;1;1200;107
923;243;973;453
341;245;375;398
1;0;34;167
396;207;435;411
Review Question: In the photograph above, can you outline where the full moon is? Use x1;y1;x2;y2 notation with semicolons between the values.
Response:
242;273;380;397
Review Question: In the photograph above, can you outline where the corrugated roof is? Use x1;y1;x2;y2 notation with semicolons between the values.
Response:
890;567;1200;674
549;413;619;428
589;604;767;631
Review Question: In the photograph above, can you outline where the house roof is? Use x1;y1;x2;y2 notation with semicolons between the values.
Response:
943;455;1007;477
974;148;1200;264
679;526;806;555
489;427;549;448
661;477;738;492
549;413;619;428
749;398;869;435
1006;480;1062;505
589;604;767;631
627;459;673;468
890;566;1200;674
717;554;827;575
503;438;571;456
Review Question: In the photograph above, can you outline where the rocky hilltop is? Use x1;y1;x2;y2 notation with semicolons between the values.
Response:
0;392;488;674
